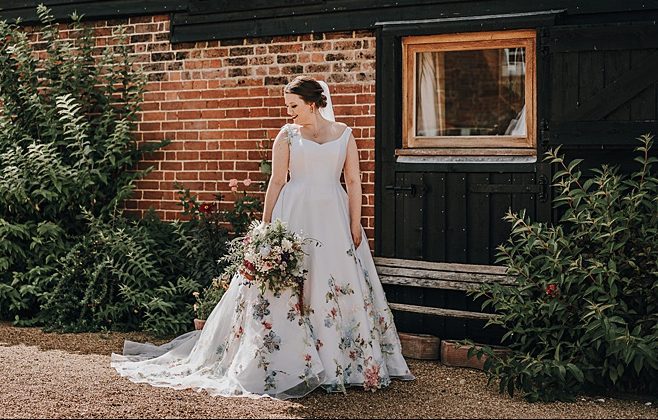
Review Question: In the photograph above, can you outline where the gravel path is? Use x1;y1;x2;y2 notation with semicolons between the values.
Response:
0;322;655;419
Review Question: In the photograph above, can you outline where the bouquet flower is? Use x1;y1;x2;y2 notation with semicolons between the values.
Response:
220;219;317;297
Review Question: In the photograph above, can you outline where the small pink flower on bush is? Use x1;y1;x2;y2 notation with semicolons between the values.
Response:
228;178;239;187
546;283;559;298
243;178;252;187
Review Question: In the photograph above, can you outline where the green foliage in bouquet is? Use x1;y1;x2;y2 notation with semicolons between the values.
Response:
0;6;167;321
470;135;658;402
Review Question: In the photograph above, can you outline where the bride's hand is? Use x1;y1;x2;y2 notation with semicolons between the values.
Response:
351;222;362;248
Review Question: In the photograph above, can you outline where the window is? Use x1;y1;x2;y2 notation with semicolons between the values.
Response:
401;30;536;156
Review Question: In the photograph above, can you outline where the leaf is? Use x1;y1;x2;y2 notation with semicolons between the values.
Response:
567;364;586;386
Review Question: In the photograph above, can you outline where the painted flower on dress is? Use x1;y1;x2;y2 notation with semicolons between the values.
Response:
363;362;381;391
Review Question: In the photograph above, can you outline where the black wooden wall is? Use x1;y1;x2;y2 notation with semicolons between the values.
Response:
374;9;658;344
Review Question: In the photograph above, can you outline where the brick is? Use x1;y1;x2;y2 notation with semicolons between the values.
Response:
264;76;289;87
229;46;254;56
324;31;355;40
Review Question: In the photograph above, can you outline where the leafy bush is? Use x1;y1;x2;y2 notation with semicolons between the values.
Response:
193;275;230;321
0;6;166;321
472;135;658;402
40;211;198;335
176;179;263;320
0;6;266;338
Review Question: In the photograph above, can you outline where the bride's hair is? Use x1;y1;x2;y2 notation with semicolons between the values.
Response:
284;76;328;108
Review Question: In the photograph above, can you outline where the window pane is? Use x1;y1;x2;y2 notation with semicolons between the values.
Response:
416;48;526;137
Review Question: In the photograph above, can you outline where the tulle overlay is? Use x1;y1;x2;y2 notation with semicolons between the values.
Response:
111;124;414;398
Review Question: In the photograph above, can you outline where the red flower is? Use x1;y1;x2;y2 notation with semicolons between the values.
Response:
262;321;272;330
199;202;216;214
546;284;559;298
304;354;312;362
243;260;255;272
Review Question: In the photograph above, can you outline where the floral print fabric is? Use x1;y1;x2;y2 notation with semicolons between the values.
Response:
111;124;414;398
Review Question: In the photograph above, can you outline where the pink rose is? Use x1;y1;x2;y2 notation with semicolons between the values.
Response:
243;178;252;186
228;178;238;187
231;186;238;192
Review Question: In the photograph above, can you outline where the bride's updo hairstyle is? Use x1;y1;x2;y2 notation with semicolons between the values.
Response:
284;76;327;109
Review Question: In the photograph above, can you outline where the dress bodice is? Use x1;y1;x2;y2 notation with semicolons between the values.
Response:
284;123;351;186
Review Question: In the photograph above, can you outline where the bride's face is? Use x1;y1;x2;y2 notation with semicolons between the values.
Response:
284;93;314;125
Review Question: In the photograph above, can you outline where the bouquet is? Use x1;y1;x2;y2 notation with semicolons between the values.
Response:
220;219;317;298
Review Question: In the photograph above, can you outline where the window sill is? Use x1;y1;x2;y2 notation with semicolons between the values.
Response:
395;148;537;164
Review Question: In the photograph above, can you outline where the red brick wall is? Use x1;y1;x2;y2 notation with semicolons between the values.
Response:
23;14;378;247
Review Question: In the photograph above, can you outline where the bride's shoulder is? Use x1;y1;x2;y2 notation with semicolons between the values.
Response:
279;123;300;133
333;122;351;136
332;121;349;133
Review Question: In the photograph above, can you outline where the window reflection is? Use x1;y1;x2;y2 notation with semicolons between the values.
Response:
415;48;526;138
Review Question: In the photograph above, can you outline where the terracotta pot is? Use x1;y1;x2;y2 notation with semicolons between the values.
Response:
398;332;440;360
440;339;511;370
194;318;206;330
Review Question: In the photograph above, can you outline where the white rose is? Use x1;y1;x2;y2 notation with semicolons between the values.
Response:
281;238;292;251
259;245;271;258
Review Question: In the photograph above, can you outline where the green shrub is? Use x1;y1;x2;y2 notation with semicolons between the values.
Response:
193;275;230;321
0;6;166;320
471;135;658;402
175;180;262;320
0;6;264;338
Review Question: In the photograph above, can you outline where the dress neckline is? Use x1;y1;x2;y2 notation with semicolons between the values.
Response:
296;125;350;146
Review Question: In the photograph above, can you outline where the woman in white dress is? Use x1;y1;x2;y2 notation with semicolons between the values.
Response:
111;76;414;399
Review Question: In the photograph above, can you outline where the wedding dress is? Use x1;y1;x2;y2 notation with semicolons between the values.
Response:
112;84;413;399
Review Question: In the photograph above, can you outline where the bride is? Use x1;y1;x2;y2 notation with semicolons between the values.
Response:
111;76;414;399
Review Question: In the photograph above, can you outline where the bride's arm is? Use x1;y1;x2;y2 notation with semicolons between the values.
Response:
261;130;290;223
343;133;363;247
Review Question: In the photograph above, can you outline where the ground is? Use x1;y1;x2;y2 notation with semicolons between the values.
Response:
0;322;655;419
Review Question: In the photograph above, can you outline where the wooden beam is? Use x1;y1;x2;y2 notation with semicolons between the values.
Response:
380;275;483;291
551;23;658;53
389;303;497;320
550;121;658;146
376;266;511;285
570;51;658;121
374;257;508;275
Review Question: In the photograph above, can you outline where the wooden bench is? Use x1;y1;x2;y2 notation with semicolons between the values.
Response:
374;257;514;321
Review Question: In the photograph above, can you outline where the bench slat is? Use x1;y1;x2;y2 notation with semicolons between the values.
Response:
388;303;497;321
376;266;511;286
374;257;508;275
379;275;482;291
